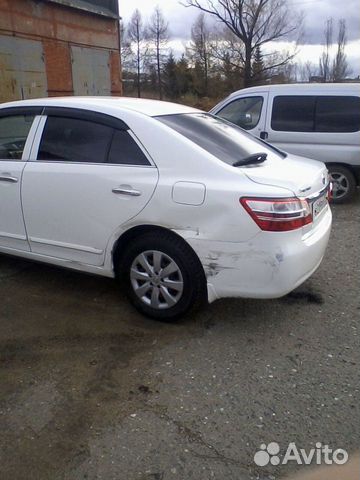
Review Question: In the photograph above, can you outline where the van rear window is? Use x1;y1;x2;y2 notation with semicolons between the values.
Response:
271;95;360;133
316;96;360;132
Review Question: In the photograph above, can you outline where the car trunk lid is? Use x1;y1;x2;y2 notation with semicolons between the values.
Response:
240;154;329;198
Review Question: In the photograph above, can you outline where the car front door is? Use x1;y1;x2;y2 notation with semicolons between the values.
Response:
21;108;158;266
0;107;42;251
212;93;268;139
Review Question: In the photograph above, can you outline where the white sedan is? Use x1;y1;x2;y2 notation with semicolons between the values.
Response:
0;97;332;320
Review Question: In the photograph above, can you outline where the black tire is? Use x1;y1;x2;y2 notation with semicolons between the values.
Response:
328;165;356;204
117;230;207;320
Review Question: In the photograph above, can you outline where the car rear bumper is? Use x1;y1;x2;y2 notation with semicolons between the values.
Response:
189;206;332;303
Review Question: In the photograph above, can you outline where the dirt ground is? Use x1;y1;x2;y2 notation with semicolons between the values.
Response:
0;195;359;480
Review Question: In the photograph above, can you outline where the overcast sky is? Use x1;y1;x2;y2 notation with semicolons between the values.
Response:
118;0;360;75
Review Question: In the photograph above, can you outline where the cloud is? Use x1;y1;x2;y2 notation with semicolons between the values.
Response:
119;0;360;43
120;0;360;73
299;0;360;44
269;39;360;76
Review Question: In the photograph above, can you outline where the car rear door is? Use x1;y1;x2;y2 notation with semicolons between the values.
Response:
21;108;158;266
0;107;41;251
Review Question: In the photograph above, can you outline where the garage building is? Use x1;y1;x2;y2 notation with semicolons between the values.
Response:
0;0;122;102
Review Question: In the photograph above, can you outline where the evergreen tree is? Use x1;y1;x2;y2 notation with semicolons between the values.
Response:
176;55;192;96
252;46;265;85
163;52;178;98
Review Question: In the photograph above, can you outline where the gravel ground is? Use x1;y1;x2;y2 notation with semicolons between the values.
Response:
0;196;359;480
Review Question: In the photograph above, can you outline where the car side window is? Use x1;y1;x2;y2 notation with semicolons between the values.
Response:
107;130;150;166
316;96;360;133
271;96;316;132
217;96;263;130
37;116;113;163
0;114;35;160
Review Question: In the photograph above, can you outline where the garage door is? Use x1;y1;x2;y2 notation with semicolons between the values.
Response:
0;36;47;103
71;46;111;96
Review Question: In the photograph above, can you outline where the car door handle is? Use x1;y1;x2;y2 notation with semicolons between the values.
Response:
260;131;268;140
112;187;141;196
0;174;18;183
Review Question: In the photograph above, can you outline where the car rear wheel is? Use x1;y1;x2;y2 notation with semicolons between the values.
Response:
119;231;207;320
328;165;356;203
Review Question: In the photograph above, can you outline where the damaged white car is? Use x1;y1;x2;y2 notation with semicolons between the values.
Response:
0;97;332;319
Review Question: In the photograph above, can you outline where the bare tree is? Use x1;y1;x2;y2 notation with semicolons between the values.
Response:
319;18;351;82
147;6;169;99
120;20;132;70
298;60;318;82
319;18;333;82
187;13;212;95
210;26;244;69
127;9;147;97
182;0;303;87
332;19;350;81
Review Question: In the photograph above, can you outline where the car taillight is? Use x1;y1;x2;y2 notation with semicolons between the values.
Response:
240;197;312;232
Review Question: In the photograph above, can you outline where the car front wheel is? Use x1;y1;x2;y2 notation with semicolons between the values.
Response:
119;231;207;320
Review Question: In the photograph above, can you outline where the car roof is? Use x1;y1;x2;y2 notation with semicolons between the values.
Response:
0;96;201;117
227;83;360;97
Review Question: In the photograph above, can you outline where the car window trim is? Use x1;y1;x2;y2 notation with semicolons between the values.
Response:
0;106;44;118
42;107;129;131
29;115;156;167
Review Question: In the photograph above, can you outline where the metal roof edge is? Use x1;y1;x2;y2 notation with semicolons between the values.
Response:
41;0;120;20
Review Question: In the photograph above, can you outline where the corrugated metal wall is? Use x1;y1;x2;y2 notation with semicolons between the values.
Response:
0;36;48;103
71;46;111;96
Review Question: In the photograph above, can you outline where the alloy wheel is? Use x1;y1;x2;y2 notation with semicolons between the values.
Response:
130;250;184;310
330;172;350;200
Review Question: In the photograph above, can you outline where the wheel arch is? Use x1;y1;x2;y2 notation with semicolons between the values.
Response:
112;224;206;281
326;162;359;185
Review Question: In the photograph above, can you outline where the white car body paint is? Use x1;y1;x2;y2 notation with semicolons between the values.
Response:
0;97;332;303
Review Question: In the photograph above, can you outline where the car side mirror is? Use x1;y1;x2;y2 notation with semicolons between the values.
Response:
236;113;253;128
243;113;253;124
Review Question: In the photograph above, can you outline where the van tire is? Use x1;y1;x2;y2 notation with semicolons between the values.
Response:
328;165;356;204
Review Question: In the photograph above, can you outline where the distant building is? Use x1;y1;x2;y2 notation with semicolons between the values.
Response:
0;0;122;103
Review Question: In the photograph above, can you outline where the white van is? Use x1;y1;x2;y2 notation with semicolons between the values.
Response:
211;83;360;202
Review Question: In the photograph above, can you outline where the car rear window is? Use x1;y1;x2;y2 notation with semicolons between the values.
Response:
156;113;284;166
108;130;150;165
